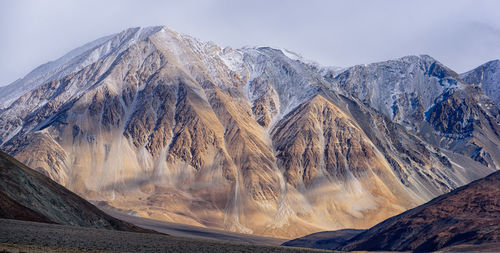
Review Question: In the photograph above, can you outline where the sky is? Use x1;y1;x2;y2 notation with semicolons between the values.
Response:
1;0;500;86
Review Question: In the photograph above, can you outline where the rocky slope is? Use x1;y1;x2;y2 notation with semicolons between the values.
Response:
0;191;53;224
283;170;500;251
0;26;497;238
342;170;500;251
282;229;363;249
461;59;500;106
326;56;500;169
0;27;168;109
0;151;151;233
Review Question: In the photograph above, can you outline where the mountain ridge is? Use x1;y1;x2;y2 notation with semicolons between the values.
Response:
0;25;498;238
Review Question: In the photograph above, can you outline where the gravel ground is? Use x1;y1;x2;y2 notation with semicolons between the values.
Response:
96;203;288;246
0;242;102;252
0;219;334;253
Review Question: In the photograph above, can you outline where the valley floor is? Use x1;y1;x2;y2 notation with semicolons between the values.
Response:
0;219;333;253
96;202;288;246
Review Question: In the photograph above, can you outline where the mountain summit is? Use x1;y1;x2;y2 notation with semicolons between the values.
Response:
0;26;497;238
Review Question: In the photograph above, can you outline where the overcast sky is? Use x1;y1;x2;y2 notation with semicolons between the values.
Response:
1;0;499;86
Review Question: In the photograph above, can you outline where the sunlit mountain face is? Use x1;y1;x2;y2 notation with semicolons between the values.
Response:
0;26;498;238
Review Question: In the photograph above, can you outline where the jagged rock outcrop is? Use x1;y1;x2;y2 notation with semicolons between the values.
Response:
0;26;497;238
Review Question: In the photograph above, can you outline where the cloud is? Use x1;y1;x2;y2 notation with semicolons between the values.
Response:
0;0;499;85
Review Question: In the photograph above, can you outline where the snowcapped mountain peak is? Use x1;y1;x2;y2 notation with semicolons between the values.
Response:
381;54;448;71
460;58;500;105
0;25;333;111
276;48;325;68
0;26;187;109
329;53;464;130
0;26;167;109
397;54;437;62
279;48;303;61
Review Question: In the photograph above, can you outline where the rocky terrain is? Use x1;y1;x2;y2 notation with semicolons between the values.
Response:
283;170;500;252
0;219;332;253
0;26;498;238
327;56;500;169
461;59;500;106
0;151;150;233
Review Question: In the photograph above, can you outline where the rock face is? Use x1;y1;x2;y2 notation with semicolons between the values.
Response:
0;151;152;233
0;26;498;238
461;59;500;106
327;56;500;169
0;27;164;109
283;170;500;251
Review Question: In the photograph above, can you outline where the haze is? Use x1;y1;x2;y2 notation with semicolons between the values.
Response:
1;0;499;86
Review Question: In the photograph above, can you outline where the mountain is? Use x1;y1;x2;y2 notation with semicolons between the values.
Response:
341;170;500;252
325;56;500;169
283;170;500;251
0;191;53;224
0;27;171;110
0;26;497;238
461;59;500;106
0;150;153;232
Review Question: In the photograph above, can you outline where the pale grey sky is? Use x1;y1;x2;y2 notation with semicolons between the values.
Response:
1;0;500;86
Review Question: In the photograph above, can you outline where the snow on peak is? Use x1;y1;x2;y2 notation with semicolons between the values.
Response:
279;48;302;61
460;59;500;105
0;26;171;108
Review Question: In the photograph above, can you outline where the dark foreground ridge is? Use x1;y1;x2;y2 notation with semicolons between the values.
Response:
0;151;152;233
283;170;500;252
283;229;364;249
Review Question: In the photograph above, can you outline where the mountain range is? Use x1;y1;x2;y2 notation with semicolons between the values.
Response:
0;26;498;238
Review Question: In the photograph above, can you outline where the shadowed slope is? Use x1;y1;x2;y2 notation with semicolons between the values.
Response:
0;191;52;223
341;170;500;252
283;170;500;252
282;229;363;249
0;151;153;233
